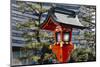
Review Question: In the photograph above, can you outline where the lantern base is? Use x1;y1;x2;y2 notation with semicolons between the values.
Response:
51;44;74;63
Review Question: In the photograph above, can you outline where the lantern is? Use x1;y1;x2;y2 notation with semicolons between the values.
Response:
40;7;86;63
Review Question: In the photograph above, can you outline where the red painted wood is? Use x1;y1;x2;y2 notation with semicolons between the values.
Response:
41;17;58;31
51;44;74;63
69;29;72;41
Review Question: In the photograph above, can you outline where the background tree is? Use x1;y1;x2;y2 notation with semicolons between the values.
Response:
16;1;53;64
78;5;96;48
70;5;96;62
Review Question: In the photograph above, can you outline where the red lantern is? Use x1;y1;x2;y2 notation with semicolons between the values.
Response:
40;7;86;63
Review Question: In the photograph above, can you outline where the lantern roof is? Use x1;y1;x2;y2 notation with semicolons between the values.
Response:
40;6;87;30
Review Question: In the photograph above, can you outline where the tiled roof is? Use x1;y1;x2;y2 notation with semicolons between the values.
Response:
54;13;83;27
42;6;86;29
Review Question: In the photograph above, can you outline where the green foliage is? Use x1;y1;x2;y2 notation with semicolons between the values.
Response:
84;32;92;38
70;48;96;62
25;42;50;49
17;1;48;14
16;20;39;29
15;2;54;64
31;55;40;62
83;16;91;22
16;1;50;44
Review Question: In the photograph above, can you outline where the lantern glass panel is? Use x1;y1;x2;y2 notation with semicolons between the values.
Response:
64;32;70;42
56;32;61;42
